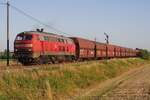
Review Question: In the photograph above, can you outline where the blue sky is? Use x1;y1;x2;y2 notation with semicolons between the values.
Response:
0;0;150;51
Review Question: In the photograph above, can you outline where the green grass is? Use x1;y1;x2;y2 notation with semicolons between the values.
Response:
0;58;149;100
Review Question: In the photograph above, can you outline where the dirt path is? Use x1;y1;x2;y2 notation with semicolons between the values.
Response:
75;64;150;100
100;64;150;100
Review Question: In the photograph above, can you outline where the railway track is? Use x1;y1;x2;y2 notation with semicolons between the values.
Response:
0;59;101;70
0;59;112;72
0;58;139;71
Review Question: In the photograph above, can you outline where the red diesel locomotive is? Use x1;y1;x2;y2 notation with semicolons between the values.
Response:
14;30;138;65
14;30;76;64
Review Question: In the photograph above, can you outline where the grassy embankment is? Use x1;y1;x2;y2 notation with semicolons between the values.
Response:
0;58;149;100
0;59;20;66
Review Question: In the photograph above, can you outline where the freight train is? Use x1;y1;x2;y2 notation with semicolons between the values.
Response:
14;29;138;65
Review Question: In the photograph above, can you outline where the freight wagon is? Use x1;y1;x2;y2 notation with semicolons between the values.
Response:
70;37;95;60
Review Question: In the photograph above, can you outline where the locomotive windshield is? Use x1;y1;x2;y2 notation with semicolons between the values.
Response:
16;34;32;40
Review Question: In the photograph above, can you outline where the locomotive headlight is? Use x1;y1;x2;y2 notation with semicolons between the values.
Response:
15;49;18;52
28;49;32;51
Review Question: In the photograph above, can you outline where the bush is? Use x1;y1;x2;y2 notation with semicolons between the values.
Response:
0;50;13;59
138;49;150;60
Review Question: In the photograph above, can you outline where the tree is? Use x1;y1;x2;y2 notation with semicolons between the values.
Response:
138;49;150;60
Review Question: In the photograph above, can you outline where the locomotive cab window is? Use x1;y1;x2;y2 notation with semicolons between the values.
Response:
68;39;73;44
16;35;32;40
49;37;57;42
39;36;44;41
44;36;49;41
58;38;64;43
25;35;32;40
61;39;65;43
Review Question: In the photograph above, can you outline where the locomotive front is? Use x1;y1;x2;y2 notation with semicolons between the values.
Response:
14;32;34;64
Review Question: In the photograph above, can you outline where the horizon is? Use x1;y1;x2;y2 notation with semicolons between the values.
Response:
0;0;150;51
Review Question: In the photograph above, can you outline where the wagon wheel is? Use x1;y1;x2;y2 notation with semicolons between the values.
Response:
34;56;46;65
51;57;59;64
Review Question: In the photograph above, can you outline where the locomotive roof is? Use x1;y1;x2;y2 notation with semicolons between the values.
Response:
20;31;59;36
19;31;71;40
